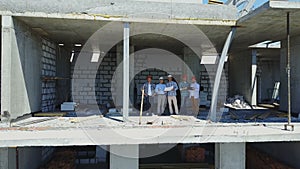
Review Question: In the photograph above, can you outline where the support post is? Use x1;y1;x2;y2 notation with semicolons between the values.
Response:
215;143;245;169
1;16;13;118
110;145;138;169
284;12;294;131
210;27;236;121
251;49;257;105
123;22;130;120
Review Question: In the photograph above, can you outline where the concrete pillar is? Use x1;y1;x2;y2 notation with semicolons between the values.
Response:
0;148;9;169
215;143;245;169
251;50;257;105
116;44;134;111
123;22;130;120
1;16;13;117
0;147;16;169
110;145;139;169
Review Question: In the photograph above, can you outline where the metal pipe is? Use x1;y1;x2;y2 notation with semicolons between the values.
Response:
287;12;291;125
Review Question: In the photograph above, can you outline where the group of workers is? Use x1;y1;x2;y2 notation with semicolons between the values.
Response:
141;74;200;116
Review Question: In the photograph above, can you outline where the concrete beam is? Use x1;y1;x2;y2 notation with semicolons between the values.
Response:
110;145;139;169
215;143;245;169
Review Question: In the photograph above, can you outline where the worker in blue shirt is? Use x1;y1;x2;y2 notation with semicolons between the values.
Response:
155;77;166;115
166;75;179;115
179;74;190;113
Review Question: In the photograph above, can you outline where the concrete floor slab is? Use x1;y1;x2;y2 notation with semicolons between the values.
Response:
0;115;299;147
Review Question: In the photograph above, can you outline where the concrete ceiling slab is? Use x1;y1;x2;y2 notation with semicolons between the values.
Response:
233;1;300;53
16;16;232;54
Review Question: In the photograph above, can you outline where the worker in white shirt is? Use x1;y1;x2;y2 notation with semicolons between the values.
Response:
189;76;200;116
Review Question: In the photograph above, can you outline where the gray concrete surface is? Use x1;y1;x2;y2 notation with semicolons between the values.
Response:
1;16;42;119
0;0;237;22
228;50;252;102
110;145;139;169
215;143;245;169
18;147;44;169
0;116;300;147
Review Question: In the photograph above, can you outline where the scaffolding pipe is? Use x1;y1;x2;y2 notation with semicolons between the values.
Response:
284;12;294;131
287;12;291;125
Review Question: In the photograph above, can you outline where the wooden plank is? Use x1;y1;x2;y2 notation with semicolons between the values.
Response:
34;112;67;117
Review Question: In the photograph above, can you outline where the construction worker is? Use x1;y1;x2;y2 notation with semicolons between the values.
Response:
141;75;155;113
179;75;190;113
155;77;167;115
166;75;179;115
189;76;200;116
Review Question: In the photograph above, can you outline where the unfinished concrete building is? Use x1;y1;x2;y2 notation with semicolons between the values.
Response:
1;0;300;169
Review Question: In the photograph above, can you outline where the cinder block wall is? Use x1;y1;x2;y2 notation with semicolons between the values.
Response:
70;47;229;109
41;39;57;112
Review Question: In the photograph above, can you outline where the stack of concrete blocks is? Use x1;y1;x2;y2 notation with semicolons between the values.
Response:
41;39;57;112
71;52;117;105
95;53;117;105
200;64;229;107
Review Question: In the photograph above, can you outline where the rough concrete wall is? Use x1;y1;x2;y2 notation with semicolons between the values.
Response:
229;50;252;102
280;36;300;113
1;17;42;119
251;142;300;169
258;59;280;102
41;39;56;112
18;147;43;169
56;47;71;105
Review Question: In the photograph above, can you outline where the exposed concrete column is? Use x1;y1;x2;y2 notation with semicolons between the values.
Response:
0;147;16;169
110;145;139;169
251;49;257;105
123;22;130;120
0;148;9;169
1;15;13;117
210;27;236;121
215;143;245;169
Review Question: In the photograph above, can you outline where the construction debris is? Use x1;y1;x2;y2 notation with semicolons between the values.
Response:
225;95;252;109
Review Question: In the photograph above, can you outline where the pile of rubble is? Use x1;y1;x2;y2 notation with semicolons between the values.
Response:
225;95;252;109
